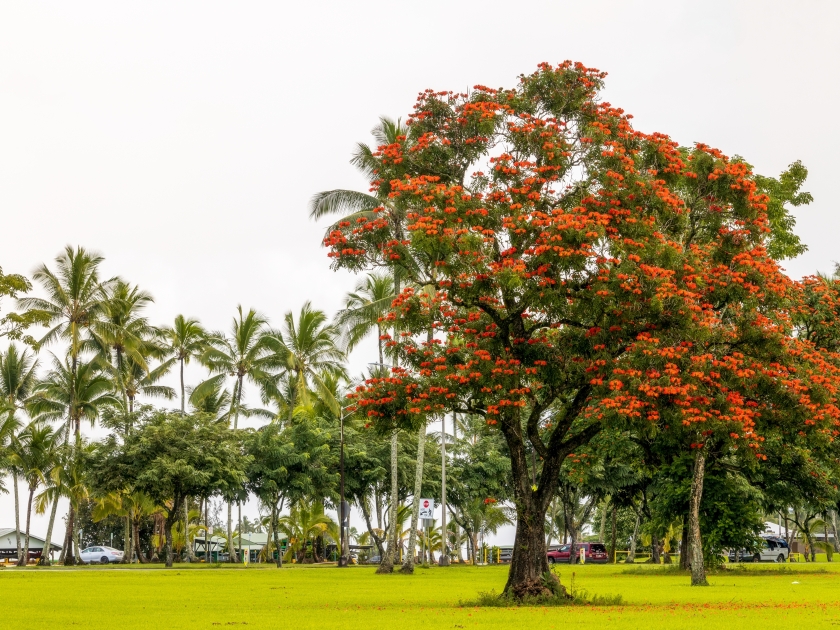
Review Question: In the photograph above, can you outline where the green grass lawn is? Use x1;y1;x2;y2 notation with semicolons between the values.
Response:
3;562;840;629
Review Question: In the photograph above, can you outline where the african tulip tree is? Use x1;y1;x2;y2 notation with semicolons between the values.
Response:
323;62;834;597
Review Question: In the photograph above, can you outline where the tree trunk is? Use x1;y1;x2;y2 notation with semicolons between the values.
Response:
21;486;34;565
688;449;708;586
58;512;69;564
651;533;661;564
271;498;284;568
401;422;426;574
831;510;840;553
226;502;238;563
626;512;640;563
122;512;131;563
546;500;557;549
73;508;82;564
503;495;557;599
63;503;77;565
609;506;617;564
180;358;186;413
184;500;196;562
133;517;148;563
360;495;385;559
164;509;177;568
238;501;243;564
680;521;690;570
599;499;607;543
39;495;59;566
440;414;449;566
13;475;22;565
376;430;399;574
226;376;242;564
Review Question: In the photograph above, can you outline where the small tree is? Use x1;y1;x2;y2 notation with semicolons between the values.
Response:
90;409;247;567
244;415;335;567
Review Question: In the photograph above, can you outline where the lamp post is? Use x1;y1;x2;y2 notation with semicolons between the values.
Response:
338;405;351;568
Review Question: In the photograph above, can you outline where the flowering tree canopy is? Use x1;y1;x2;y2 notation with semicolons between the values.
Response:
323;62;834;595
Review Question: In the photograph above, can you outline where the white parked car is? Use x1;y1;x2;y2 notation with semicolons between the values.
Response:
728;537;790;563
80;546;124;564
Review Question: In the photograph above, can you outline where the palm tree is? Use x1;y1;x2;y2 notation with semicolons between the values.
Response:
28;356;119;564
310;120;410;573
0;344;39;407
336;272;394;366
86;279;164;408
0;410;22;560
0;343;38;561
116;357;176;414
267;302;346;420
189;379;232;420
9;422;59;565
199;306;276;430
28;356;119;432
158;315;208;413
199;306;276;562
42;442;93;564
277;500;338;564
18;246;111;437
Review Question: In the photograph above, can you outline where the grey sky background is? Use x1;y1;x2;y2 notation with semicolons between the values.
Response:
1;1;838;545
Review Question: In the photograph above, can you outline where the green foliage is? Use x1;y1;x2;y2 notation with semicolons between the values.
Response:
88;408;248;565
753;160;812;260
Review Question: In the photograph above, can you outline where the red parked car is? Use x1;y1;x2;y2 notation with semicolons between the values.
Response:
547;543;608;564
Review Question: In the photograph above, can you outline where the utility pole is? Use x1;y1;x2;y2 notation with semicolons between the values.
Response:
440;414;450;566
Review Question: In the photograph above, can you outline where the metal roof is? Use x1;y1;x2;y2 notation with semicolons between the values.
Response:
0;528;62;550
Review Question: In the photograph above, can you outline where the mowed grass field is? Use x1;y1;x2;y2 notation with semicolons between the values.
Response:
3;562;840;629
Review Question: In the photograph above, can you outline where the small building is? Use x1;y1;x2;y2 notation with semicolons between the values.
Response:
193;533;276;563
0;528;62;562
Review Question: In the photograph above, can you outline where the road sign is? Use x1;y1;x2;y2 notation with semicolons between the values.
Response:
419;498;434;519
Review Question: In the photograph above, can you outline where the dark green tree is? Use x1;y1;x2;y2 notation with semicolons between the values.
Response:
89;410;247;567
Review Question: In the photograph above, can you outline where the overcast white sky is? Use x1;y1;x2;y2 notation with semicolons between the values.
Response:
2;0;839;546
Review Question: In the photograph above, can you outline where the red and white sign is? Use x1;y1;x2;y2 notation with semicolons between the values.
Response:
419;498;434;519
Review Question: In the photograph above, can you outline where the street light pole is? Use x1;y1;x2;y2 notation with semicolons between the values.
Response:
339;408;349;568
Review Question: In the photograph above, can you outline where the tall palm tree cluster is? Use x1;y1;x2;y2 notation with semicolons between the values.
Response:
0;244;504;567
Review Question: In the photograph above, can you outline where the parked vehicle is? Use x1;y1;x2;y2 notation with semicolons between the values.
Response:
366;555;381;565
79;546;125;564
547;542;608;564
728;537;789;563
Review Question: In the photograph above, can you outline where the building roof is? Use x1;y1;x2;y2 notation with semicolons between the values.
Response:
193;533;272;549
0;528;62;551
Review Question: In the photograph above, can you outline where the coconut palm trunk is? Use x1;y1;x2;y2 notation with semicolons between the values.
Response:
39;496;59;566
226;377;243;563
13;475;22;565
21;485;35;565
180;357;186;413
122;513;131;563
401;423;427;573
377;431;399;574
